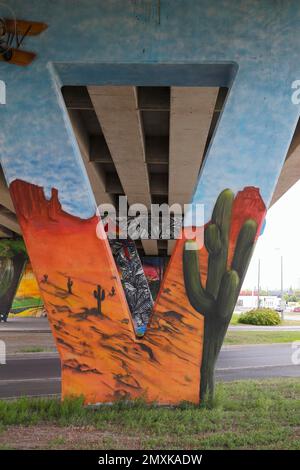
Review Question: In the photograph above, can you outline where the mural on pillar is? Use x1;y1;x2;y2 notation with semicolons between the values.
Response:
0;239;27;322
8;178;266;403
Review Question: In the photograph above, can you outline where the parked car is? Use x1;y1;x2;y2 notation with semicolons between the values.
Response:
293;307;300;312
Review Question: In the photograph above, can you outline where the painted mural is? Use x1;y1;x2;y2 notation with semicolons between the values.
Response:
8;179;266;403
10;179;204;404
0;1;298;404
10;261;44;317
0;239;27;322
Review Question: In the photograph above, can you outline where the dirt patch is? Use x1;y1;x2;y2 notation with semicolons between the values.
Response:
0;425;145;450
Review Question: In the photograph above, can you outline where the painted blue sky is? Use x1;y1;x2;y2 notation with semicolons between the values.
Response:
1;1;300;220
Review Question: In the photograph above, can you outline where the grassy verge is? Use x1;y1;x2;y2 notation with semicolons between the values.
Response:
282;319;300;325
0;379;299;450
225;330;300;345
18;347;54;353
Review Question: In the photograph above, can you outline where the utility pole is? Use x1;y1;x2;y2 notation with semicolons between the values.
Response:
274;248;284;321
257;258;260;308
281;255;284;321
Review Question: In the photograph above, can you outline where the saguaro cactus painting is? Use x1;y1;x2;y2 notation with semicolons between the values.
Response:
183;189;259;399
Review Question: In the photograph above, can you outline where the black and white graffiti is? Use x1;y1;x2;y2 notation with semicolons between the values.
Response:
110;239;153;336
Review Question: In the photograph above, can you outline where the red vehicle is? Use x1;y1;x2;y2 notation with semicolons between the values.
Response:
293;307;300;312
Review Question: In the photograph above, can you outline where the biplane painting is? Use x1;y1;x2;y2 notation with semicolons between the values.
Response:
0;1;299;404
10;261;44;318
0;239;27;322
0;18;47;66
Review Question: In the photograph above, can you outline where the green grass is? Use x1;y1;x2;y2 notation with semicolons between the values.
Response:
225;330;300;345
0;379;299;449
48;436;66;447
18;347;50;353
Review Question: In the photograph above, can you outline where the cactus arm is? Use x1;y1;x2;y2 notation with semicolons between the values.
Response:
204;224;221;254
206;189;234;299
211;189;234;231
183;241;215;316
101;291;105;301
231;219;257;280
216;270;239;320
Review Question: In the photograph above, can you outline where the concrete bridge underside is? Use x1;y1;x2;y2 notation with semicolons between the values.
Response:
0;85;298;250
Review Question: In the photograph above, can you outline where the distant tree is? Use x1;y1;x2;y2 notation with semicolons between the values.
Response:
284;294;299;303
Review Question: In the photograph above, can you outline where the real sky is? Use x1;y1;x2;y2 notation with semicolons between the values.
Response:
243;180;300;291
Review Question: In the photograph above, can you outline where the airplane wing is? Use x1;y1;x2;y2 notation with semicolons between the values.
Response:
0;48;36;66
4;19;48;36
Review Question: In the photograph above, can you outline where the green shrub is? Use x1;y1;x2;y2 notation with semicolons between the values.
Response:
237;308;281;326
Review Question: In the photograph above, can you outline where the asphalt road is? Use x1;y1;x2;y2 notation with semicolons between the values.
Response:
0;343;299;399
0;317;50;333
0;354;61;398
2;317;300;332
216;343;300;381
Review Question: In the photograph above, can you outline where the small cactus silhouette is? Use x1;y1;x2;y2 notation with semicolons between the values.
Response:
67;277;73;294
183;189;258;400
93;284;105;314
109;286;116;297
